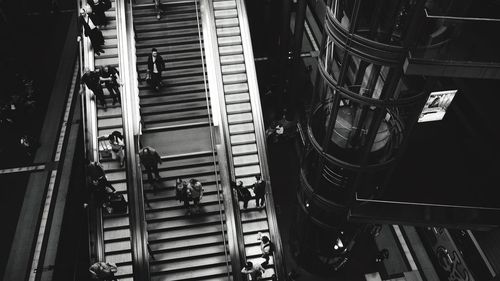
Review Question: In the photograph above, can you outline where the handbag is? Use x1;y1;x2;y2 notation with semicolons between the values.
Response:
99;139;112;159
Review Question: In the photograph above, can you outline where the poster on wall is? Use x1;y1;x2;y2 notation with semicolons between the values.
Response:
418;90;458;123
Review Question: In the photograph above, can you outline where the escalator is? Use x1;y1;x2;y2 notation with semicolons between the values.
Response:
206;0;281;278
132;1;233;280
83;0;134;279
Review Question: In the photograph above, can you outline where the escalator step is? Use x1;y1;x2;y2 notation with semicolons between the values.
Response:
216;26;240;37
223;82;248;94
234;165;260;178
230;133;255;145
220;54;244;65
214;8;237;19
231;143;257;155
227;112;253;124
221;63;245;75
233;154;259;167
229;123;254;135
226;102;251;114
217;35;241;46
215;18;239;28
213;0;236;10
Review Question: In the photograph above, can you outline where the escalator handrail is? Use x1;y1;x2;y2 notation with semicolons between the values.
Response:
195;0;235;279
116;0;151;279
200;0;245;280
78;0;106;264
234;0;287;278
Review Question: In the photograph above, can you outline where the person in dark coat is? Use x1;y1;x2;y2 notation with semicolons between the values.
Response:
88;0;110;27
146;48;165;91
251;175;266;208
78;7;105;55
139;146;162;182
233;180;251;209
99;65;121;105
82;68;107;109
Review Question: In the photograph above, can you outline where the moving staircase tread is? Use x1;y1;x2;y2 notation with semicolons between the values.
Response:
103;214;130;229
231;143;258;156
139;91;206;105
148;222;225;241
224;82;248;94
217;35;241;46
146;202;224;222
222;73;247;84
105;240;132;254
243;231;270;245
230;133;256;145
133;13;198;25
214;9;237;19
219;45;243;56
225;92;250;104
150;234;225;252
148;211;224;230
135;35;201;48
104;228;131;241
141;118;206;129
150;265;230;281
220;54;244;65
136;28;199;40
141;100;208;114
150;253;228;273
93;57;119;67
147;171;219;185
240;208;268;222
215;18;239;28
152;244;227;263
97;116;122;129
234;176;257;186
102;169;126;182
226;102;251;114
234;164;260;178
227;112;253;124
229;123;255;135
96;106;122;118
233;154;259;166
221;63;245;74
212;0;237;10
216;26;240;37
135;20;198;32
142;109;208;123
133;3;195;15
139;83;205;96
105;252;133;266
241;220;270;234
155;163;217;178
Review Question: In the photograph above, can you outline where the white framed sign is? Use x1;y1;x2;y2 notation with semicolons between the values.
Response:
418;90;458;123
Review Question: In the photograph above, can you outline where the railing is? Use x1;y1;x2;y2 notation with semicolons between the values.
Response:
78;0;106;265
117;0;150;279
200;0;243;279
234;0;287;279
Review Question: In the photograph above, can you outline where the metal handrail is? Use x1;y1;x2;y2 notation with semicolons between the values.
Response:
78;0;106;264
194;0;233;278
200;0;244;279
234;0;287;278
116;0;150;279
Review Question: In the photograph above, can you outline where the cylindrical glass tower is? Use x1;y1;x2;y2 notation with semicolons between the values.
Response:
294;0;432;272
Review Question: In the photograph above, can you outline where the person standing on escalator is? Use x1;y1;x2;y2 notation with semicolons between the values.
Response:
82;68;107;109
88;0;111;27
146;48;165;91
78;7;105;55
